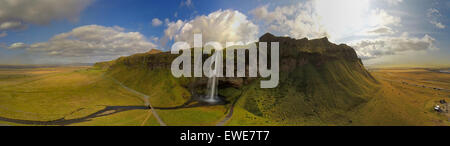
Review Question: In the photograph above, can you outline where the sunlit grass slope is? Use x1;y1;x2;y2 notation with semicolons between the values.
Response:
229;59;378;125
0;66;156;125
104;50;230;125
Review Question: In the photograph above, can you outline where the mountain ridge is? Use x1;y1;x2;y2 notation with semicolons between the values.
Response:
97;33;379;125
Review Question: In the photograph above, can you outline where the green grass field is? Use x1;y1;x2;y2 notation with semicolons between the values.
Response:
0;66;154;125
0;65;448;126
0;66;229;126
225;67;450;126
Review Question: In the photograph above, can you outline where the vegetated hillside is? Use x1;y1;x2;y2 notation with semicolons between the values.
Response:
237;33;378;125
97;49;192;108
99;33;379;125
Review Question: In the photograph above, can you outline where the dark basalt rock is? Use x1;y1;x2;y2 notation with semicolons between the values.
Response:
105;33;369;88
259;33;364;74
259;32;359;61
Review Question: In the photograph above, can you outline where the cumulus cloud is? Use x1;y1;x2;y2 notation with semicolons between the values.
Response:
427;8;446;29
152;18;163;27
365;26;395;35
9;25;156;61
370;9;401;26
427;8;441;18
250;1;401;40
350;33;438;59
180;0;193;7
0;0;93;31
430;21;445;29
0;21;27;30
8;42;28;50
383;0;403;6
362;9;400;36
250;3;328;39
8;42;28;49
161;9;258;46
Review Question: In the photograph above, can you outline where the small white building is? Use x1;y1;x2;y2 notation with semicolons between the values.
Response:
434;105;441;112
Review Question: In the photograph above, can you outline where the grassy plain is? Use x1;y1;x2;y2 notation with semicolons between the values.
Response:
358;68;449;125
226;67;450;126
0;66;228;126
0;66;155;125
0;66;448;126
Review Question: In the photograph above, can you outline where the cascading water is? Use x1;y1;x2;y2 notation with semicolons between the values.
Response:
202;53;221;104
204;69;219;103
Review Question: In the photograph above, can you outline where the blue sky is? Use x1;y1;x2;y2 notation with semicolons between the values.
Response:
0;0;449;66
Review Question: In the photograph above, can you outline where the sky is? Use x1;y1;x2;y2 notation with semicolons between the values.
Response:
0;0;449;66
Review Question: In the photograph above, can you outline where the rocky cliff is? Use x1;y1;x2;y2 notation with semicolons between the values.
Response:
258;33;373;80
100;33;378;124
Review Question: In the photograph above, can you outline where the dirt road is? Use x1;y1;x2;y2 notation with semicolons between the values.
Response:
377;76;450;92
109;76;167;126
216;91;243;126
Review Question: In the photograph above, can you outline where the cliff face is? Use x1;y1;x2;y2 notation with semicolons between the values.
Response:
106;33;371;82
239;33;378;124
260;33;361;69
259;33;373;80
260;33;359;59
102;33;378;124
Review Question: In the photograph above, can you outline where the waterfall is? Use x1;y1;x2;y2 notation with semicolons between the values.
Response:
206;70;218;102
204;54;219;103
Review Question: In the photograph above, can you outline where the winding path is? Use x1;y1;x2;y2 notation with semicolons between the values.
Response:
377;76;450;92
108;76;167;126
377;75;450;123
0;74;238;126
0;102;228;125
215;103;235;126
0;75;168;126
0;106;148;125
216;91;243;126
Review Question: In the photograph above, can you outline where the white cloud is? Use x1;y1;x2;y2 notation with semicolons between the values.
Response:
0;21;26;30
8;42;27;49
427;8;441;18
360;9;401;36
248;0;437;61
427;8;446;29
369;9;401;27
365;26;395;35
9;25;156;61
0;31;6;37
180;0;193;7
430;21;445;29
383;0;403;6
152;18;163;27
251;3;328;39
0;0;93;31
350;33;438;59
313;0;374;41
250;0;401;41
161;9;258;46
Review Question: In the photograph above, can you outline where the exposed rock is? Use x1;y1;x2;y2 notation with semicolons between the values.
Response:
259;32;359;61
105;33;371;89
259;33;364;74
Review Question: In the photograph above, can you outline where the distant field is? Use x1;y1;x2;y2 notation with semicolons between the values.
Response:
0;66;448;126
362;68;450;125
0;66;228;126
225;68;450;126
0;66;152;125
